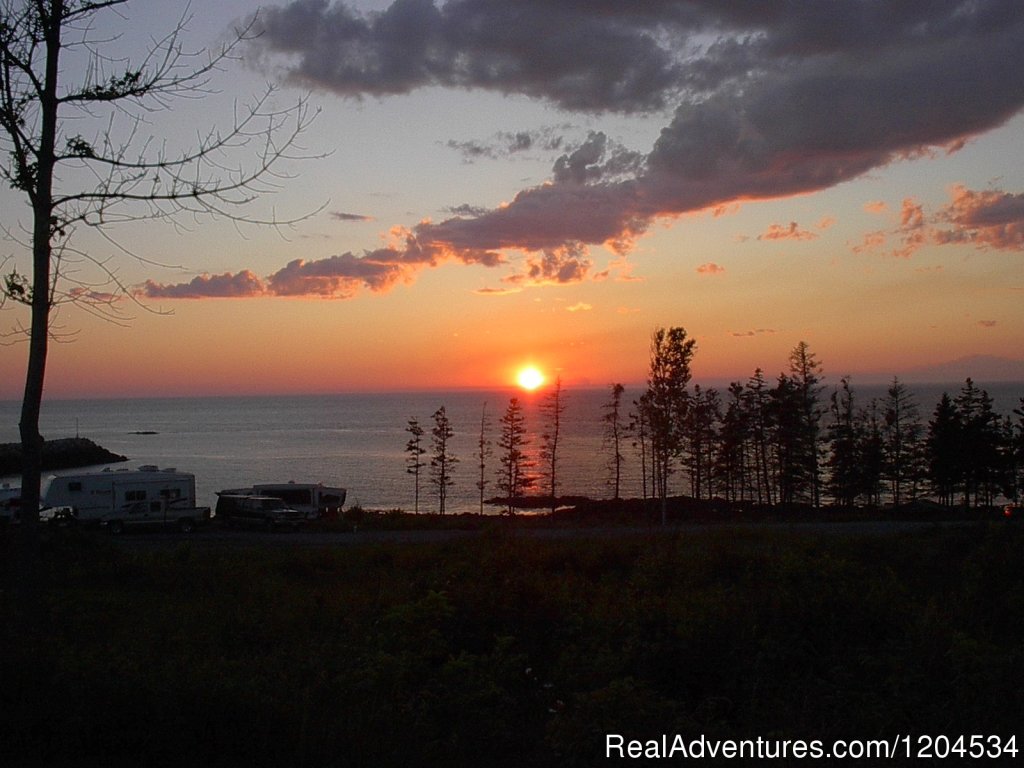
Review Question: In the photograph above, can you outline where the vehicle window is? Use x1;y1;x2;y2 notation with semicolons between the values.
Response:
68;482;82;492
125;490;146;502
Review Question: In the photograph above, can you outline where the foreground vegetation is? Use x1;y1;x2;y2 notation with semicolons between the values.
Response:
2;523;1022;766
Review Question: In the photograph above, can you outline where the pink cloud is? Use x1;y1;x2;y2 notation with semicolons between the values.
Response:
758;222;818;241
138;271;267;299
696;262;726;275
935;185;1024;251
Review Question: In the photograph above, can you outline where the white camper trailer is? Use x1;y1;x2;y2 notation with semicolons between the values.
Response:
43;466;198;522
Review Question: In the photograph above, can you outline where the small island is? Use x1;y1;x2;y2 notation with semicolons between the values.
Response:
0;437;127;476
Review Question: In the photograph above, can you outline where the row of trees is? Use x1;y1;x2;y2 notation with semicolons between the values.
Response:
631;327;1024;513
401;328;1022;516
404;379;569;515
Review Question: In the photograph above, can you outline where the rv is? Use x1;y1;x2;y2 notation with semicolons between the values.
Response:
43;466;200;523
216;482;346;519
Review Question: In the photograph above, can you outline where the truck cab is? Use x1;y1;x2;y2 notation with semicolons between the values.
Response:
101;497;212;534
215;494;305;531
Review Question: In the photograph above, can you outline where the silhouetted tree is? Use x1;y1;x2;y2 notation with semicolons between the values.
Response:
645;326;695;523
827;377;862;508
0;2;314;574
953;379;1003;507
602;383;626;500
685;385;720;500
1010;398;1024;502
716;382;751;503
475;402;491;514
746;369;774;506
882;377;924;505
405;419;426;514
540;376;567;513
786;341;825;506
927;393;960;506
430;406;457;514
497;397;533;514
630;394;652;504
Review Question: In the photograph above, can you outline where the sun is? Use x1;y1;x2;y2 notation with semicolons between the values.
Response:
516;365;546;391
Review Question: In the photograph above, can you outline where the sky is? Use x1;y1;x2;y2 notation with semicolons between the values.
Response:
1;0;1023;399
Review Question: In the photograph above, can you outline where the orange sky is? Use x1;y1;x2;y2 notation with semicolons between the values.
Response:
1;1;1023;399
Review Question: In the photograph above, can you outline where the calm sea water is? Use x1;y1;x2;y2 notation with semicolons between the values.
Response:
2;382;1022;514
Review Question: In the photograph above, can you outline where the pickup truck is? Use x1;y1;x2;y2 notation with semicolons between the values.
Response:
215;494;305;531
101;497;212;534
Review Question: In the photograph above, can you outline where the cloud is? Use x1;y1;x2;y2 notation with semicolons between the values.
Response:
252;0;684;113
446;127;567;162
503;243;592;287
935;185;1024;250
139;271;267;299
978;319;998;328
757;222;818;242
330;211;374;222
151;1;1024;301
850;185;1024;258
864;201;887;214
566;302;593;312
731;328;777;337
696;262;725;275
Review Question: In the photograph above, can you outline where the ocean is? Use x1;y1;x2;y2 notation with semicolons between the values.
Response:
2;381;1022;514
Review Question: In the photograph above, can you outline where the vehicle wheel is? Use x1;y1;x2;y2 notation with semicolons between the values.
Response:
178;518;195;534
108;520;124;535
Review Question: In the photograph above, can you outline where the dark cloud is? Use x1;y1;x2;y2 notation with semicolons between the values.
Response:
150;1;1024;300
330;211;374;221
445;128;567;162
503;243;592;287
253;0;685;113
253;0;1024;258
139;271;267;299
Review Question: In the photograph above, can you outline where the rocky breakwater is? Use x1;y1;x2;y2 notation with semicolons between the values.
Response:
0;437;128;476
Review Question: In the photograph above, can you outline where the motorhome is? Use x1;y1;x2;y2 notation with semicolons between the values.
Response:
43;466;199;523
216;482;346;519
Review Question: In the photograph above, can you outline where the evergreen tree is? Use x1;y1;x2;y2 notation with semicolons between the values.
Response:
787;341;825;506
540;376;567;513
827;377;862;508
475;402;491;515
405;419;426;514
953;379;1004;507
685;385;721;500
882;377;923;506
746;369;774;506
645;326;696;523
430;406;457;514
716;381;751;503
497;397;533;514
630;394;652;504
602;383;627;500
927;393;961;506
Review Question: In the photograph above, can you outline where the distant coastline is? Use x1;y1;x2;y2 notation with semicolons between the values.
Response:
0;437;127;476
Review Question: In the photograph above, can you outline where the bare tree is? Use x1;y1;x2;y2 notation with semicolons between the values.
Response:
0;2;316;555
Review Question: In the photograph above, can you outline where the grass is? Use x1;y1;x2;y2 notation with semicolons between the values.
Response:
2;522;1022;766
